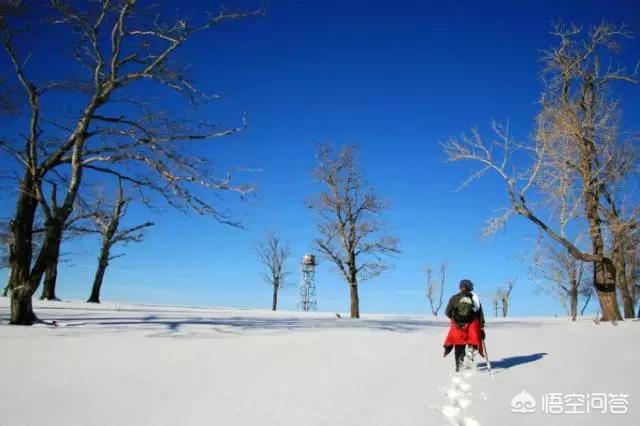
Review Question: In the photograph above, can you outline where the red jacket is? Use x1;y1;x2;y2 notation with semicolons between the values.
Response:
443;318;484;356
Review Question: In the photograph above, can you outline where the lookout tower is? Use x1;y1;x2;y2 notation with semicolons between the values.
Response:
298;254;317;311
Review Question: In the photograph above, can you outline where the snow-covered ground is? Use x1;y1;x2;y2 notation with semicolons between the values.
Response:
0;299;637;426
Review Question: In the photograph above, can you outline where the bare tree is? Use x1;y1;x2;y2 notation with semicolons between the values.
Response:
426;261;448;316
256;232;291;311
310;144;400;318
0;1;265;324
535;22;638;320
532;237;590;320
490;290;501;318
78;180;153;304
489;279;516;318
443;23;639;321
527;37;637;320
500;279;516;317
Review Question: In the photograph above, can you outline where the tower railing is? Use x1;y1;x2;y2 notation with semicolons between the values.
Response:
298;254;317;311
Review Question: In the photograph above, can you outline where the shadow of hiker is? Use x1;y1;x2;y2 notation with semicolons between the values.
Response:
478;352;548;371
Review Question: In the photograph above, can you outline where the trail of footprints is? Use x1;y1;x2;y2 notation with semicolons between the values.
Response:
438;352;482;426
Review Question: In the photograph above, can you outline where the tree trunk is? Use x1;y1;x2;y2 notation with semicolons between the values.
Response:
39;219;63;301
12;208;69;321
10;286;37;325
580;165;621;320
577;83;622;321
9;174;39;325
87;260;107;303
40;261;60;301
346;261;360;319
612;234;635;318
592;258;622;321
569;264;578;321
349;283;360;319
569;286;578;321
9;282;37;326
617;265;635;319
627;250;639;313
271;284;278;311
87;240;111;303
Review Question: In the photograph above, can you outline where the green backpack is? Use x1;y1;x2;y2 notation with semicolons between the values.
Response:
453;294;474;324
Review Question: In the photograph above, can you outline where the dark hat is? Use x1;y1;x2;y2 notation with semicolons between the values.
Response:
459;279;474;291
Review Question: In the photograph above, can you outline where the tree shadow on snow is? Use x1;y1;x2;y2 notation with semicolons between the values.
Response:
0;303;550;338
43;316;448;335
477;352;548;371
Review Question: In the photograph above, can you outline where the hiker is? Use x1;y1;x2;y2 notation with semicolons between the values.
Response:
443;279;486;372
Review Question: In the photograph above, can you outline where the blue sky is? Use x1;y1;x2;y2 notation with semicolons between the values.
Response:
1;0;639;316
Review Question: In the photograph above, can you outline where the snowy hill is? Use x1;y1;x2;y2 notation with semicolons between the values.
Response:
0;299;637;426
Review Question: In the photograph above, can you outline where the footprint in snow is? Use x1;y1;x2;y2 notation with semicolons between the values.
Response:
437;373;481;426
441;404;461;418
462;416;481;426
457;397;472;409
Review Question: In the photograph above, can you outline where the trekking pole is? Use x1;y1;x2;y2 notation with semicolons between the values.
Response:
482;339;493;377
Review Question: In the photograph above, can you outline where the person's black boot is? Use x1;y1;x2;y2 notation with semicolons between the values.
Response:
454;345;465;372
